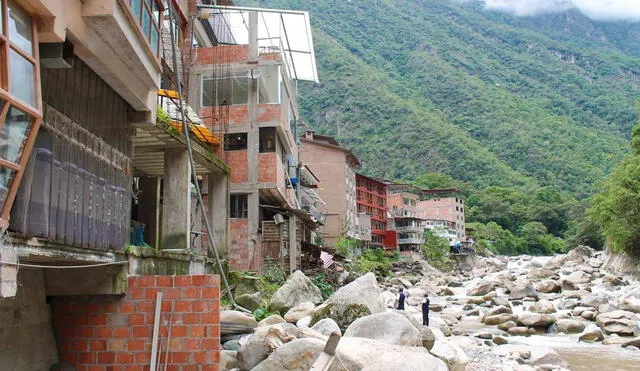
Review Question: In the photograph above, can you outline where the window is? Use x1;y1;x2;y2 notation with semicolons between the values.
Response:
202;73;249;107
258;65;281;104
259;127;276;153
224;133;247;151
0;1;41;221
230;194;248;218
127;0;161;56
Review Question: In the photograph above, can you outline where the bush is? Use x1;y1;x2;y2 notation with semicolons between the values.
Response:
336;237;359;258
263;259;286;286
422;230;453;271
252;307;280;322
349;248;396;277
311;274;334;300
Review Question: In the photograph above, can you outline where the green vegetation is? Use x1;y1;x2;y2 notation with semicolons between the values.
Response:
239;0;640;253
468;221;564;255
349;248;397;278
590;119;640;257
252;307;280;322
422;230;453;270
335;237;359;258
311;274;334;300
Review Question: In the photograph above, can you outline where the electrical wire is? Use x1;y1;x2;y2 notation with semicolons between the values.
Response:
166;1;250;314
0;260;128;269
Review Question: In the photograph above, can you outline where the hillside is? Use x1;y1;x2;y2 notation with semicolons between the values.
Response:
241;0;640;196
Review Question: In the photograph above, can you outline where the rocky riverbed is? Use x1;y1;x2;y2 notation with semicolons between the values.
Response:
220;247;640;370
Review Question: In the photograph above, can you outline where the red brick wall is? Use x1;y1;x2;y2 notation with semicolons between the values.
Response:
227;150;248;183
229;219;249;271
194;45;249;66
257;105;281;123
258;153;276;183
50;275;220;371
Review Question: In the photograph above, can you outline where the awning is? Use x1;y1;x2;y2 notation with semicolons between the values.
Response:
197;4;319;83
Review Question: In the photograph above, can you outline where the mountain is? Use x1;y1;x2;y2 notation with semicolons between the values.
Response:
238;0;640;198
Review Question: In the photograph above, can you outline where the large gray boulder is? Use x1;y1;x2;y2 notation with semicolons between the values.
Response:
509;284;539;300
580;293;609;309
619;295;640;314
344;312;421;346
536;280;561;294
311;318;341;337
566;270;592;285
528;299;556;314
329;337;447;371
235;292;262;312
596;310;640;336
221;310;258;336
579;324;605;343
312;273;385;330
236;323;298;370
527;268;557;280
220;350;237;371
283;302;315;323
429;339;470;371
361;352;449;371
251;338;324;371
555;318;585;334
269;271;323;313
517;313;557;328
485;313;518;326
467;280;495;296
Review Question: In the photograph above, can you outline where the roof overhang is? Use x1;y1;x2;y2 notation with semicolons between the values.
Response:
196;4;319;83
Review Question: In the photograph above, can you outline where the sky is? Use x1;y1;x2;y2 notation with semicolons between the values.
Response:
472;0;640;21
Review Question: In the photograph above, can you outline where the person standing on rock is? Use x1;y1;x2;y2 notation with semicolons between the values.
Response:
422;294;430;326
397;288;406;310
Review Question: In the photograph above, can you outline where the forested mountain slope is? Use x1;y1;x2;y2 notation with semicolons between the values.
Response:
241;0;640;197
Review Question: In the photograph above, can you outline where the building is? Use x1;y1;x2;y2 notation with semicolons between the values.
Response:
387;184;425;255
0;1;229;369
418;193;466;245
191;5;321;273
356;173;388;249
299;131;361;247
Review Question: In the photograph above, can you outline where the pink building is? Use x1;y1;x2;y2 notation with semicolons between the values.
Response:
418;196;466;243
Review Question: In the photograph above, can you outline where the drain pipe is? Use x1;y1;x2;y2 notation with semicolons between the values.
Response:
166;2;250;314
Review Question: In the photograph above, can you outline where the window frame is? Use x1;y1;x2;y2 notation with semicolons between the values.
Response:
224;132;248;151
230;194;248;219
259;127;276;153
121;0;163;58
0;0;42;221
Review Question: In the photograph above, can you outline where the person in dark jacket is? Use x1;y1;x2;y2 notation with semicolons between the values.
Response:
422;294;430;326
397;288;406;310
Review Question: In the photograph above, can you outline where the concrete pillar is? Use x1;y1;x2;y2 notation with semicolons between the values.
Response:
162;149;191;250
207;172;229;258
247;191;260;270
289;214;297;274
248;12;258;63
137;176;160;249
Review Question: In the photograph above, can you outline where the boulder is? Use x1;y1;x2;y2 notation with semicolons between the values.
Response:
509;284;539;300
596;310;640;336
236;323;299;370
394;310;436;350
565;271;592;285
284;302;315;323
555;318;585;334
220;350;237;371
598;303;619;314
564;289;591;299
311;318;341;337
484;305;513;318
223;339;243;351
528;300;556;314
361;352;448;371
491;296;510;307
221;310;258;336
571;306;593;317
527;268;557;280
581;310;596;321
565;245;594;262
269;271;323;313
235;292;263;312
378;290;397;308
467;280;495;297
622;337;640;349
438;287;455;296
440;307;463;320
580;294;609;308
296;316;312;328
498;321;518;331
467;296;486;305
493;336;508;345
517;313;557;328
251;338;324;371
527;346;570;368
558;299;578;310
388;276;413;288
603;335;629;345
344;312;421;346
485;313;518;326
429;339;470;371
559;279;579;292
536;280;561;294
258;314;286;327
603;274;625;286
330;337;447;371
508;327;534;336
619;295;640;314
579;324;605;343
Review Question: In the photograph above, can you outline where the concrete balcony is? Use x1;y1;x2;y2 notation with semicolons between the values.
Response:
398;237;425;245
395;225;423;234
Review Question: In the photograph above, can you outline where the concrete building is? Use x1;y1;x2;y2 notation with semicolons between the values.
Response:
190;5;321;273
0;1;229;369
418;194;466;244
356;173;388;249
299;131;361;248
387;185;425;255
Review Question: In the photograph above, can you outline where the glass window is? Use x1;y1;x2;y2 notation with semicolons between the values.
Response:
151;26;159;55
142;7;151;39
202;74;249;106
10;48;36;107
258;65;280;104
132;0;143;23
0;167;15;207
224;133;247;151
7;1;32;55
230;194;248;218
259;127;276;153
0;106;32;164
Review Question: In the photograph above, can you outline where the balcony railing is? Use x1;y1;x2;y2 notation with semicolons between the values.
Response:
398;237;425;245
395;225;424;234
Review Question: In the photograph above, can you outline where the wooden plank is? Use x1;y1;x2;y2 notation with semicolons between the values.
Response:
150;292;163;371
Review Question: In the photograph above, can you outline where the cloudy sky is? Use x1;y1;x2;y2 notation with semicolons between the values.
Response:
476;0;640;21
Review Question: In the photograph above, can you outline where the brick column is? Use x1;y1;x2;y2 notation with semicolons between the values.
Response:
50;275;220;371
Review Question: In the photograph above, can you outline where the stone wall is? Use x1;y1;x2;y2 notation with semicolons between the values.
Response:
50;275;220;371
603;249;640;280
0;268;58;370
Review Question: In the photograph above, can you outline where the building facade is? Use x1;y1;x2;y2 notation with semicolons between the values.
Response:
356;173;388;249
418;196;466;244
0;1;230;369
299;131;361;248
387;188;425;255
190;6;321;273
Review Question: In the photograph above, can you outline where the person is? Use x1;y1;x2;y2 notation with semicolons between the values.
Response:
397;288;406;310
422;294;430;326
